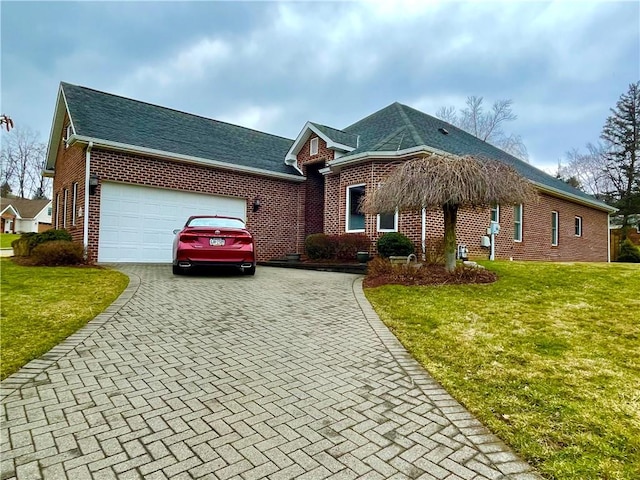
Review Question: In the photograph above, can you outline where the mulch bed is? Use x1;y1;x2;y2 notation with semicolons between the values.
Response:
363;264;498;288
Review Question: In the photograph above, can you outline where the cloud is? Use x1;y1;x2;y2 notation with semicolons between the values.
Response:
217;104;285;134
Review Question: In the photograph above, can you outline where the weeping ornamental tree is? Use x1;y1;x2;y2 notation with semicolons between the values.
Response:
363;153;535;272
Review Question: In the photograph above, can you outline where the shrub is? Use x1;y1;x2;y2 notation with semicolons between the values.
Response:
617;239;640;263
305;233;333;260
376;232;414;258
11;229;72;257
331;234;370;261
30;240;85;266
11;233;37;256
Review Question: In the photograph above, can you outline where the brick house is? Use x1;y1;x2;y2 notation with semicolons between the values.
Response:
44;83;615;263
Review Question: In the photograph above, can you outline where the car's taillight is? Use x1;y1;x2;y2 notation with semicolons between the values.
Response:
179;233;198;243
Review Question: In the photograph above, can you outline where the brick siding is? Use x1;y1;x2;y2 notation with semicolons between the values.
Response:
329;160;610;262
52;123;610;263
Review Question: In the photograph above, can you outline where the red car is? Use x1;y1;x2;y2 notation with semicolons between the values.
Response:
172;216;256;275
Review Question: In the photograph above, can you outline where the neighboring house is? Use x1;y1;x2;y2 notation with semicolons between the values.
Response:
45;82;616;264
0;197;52;234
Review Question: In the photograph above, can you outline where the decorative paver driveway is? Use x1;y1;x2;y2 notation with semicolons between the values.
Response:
1;266;539;480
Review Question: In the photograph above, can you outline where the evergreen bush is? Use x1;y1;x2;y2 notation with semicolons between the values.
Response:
376;232;414;258
616;239;640;263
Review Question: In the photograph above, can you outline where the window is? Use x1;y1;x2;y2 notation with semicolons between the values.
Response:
55;194;60;229
310;137;319;156
551;211;559;246
575;216;582;237
377;212;398;232
513;204;523;242
64;124;72;148
72;183;78;226
490;204;500;223
346;184;366;232
63;189;68;228
47;206;52;216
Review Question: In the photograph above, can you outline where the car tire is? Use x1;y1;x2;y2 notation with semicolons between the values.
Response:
172;265;184;275
243;265;256;276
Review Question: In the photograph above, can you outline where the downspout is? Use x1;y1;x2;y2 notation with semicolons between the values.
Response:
83;141;93;259
421;207;426;261
607;213;611;263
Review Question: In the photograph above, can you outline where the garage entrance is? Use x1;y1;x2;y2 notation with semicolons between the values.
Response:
98;183;246;263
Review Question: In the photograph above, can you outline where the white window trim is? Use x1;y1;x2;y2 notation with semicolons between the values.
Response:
575;216;582;237
346;184;366;233
310;137;319;156
55;194;60;229
491;204;500;223
514;204;523;242
65;124;72;149
551;211;559;246
72;183;78;226
63;189;68;228
377;211;398;232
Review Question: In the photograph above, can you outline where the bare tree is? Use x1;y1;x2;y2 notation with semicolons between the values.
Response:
363;153;535;272
436;96;529;161
559;143;614;199
0;127;49;199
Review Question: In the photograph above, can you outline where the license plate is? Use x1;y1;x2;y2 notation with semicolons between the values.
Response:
209;238;225;246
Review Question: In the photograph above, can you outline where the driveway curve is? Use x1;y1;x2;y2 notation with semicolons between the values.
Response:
1;266;538;480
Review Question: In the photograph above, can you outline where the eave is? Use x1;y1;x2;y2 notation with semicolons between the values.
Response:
325;147;616;213
67;135;306;183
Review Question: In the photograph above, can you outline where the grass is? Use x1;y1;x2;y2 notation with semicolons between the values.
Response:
0;258;129;380
0;233;20;249
365;261;640;480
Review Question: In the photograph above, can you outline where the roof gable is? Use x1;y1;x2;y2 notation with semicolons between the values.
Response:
285;122;358;165
48;83;301;178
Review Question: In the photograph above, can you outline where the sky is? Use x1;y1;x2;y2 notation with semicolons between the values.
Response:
1;1;639;173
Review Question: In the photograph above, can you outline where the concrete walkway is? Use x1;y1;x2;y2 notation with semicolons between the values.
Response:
1;266;539;479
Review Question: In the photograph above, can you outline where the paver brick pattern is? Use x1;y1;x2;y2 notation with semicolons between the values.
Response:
1;266;539;479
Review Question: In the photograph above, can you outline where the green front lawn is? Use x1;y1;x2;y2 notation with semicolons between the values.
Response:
365;261;640;480
0;233;20;249
0;259;129;379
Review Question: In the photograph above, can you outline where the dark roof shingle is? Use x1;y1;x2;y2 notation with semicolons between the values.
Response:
62;83;299;177
342;102;611;209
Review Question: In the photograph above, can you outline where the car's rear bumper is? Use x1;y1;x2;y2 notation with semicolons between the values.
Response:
175;259;255;269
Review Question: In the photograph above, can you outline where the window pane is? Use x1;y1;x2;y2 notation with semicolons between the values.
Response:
575;216;582;236
347;186;365;231
513;205;522;241
379;213;395;231
491;205;499;223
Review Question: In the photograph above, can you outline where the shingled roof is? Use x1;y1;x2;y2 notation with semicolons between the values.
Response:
336;102;613;211
1;197;50;219
53;83;299;177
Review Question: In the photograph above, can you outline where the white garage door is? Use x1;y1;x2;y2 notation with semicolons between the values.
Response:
98;183;246;263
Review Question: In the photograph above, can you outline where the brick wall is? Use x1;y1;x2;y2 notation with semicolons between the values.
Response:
52;136;305;262
51;113;86;245
329;160;610;262
297;134;333;238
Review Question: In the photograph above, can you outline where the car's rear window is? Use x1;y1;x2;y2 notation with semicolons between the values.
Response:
187;217;246;228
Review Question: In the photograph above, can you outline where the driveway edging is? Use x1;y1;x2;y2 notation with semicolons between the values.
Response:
352;277;541;480
0;270;140;400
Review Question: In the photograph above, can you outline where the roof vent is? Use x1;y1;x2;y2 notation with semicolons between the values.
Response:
438;127;449;135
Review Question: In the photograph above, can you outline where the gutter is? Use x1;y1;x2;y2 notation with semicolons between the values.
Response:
68;135;305;183
326;147;616;214
83;141;93;258
530;181;617;213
